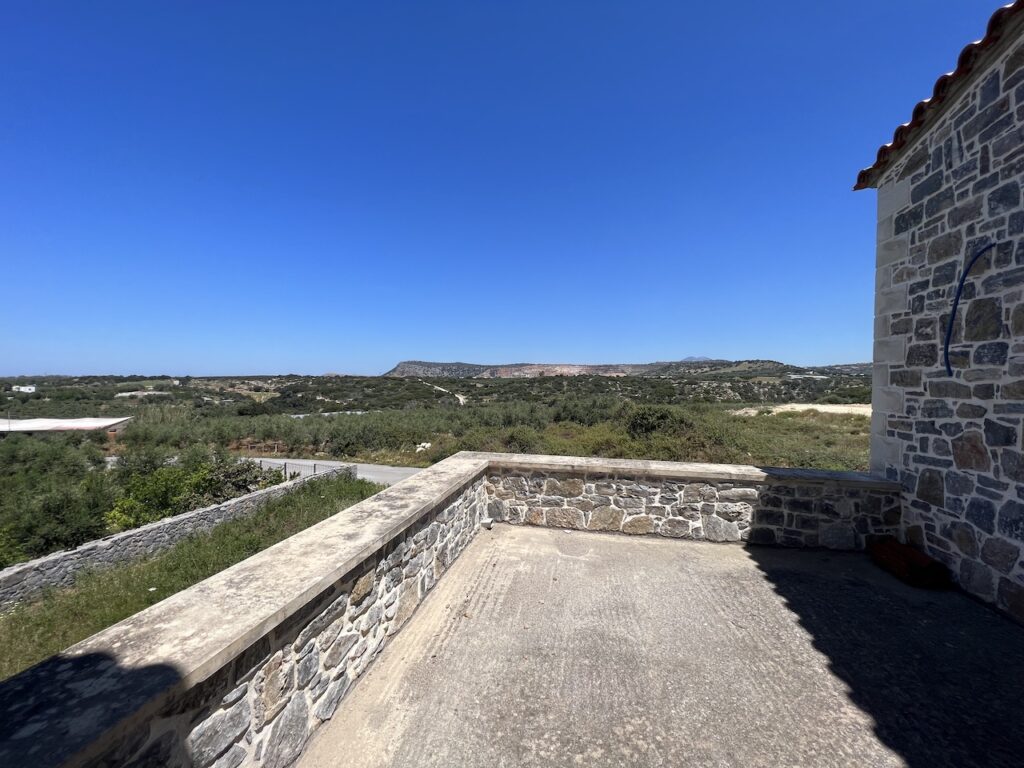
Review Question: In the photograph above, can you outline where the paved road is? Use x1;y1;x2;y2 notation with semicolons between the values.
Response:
251;458;421;486
108;454;422;486
352;462;421;485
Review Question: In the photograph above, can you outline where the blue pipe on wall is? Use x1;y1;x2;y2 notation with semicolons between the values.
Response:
943;241;999;376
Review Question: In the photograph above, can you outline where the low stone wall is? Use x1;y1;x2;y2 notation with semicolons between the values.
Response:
485;467;901;550
0;465;355;608
0;453;898;768
0;454;488;768
76;478;486;768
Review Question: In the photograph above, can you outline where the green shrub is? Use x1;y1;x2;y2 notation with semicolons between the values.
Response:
105;497;149;532
0;436;284;563
105;452;283;532
619;404;692;439
503;426;540;454
16;488;107;558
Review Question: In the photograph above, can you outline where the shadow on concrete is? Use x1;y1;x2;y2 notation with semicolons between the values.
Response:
747;545;1024;768
0;651;185;767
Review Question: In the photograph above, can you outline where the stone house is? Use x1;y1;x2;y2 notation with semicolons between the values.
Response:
859;1;1024;621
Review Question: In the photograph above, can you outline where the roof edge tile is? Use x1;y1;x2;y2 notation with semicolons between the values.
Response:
855;1;1024;190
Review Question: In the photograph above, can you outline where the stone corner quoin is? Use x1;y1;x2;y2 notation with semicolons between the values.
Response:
871;26;1024;622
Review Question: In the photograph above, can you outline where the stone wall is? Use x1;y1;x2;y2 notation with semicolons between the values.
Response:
6;477;486;768
0;453;899;768
484;470;900;550
872;27;1024;621
0;465;355;609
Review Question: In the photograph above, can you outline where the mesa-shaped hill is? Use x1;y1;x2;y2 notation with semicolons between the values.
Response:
383;359;871;379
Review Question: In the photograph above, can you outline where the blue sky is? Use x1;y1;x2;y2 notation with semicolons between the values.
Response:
0;1;1001;375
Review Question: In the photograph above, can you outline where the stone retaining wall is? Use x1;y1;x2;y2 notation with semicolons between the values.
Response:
484;470;901;549
0;465;355;609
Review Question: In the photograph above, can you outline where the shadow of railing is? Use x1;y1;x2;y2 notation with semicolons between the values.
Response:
0;652;187;767
746;545;1024;768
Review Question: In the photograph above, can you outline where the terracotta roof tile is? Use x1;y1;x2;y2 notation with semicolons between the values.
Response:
855;1;1024;190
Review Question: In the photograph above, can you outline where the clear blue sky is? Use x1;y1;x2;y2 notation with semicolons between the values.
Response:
0;1;1000;375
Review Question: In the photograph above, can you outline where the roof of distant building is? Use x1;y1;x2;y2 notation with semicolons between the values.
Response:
0;417;132;432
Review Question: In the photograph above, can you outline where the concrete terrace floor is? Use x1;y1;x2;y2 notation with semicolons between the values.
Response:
299;526;1024;768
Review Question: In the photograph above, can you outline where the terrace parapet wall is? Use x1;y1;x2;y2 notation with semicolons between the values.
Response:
871;20;1024;621
0;453;898;768
485;471;900;550
0;465;356;609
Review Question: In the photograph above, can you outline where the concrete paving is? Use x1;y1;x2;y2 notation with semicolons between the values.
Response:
299;525;1024;768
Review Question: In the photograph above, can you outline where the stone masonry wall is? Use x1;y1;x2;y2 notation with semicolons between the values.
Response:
0;456;904;767
76;478;486;768
0;465;355;609
872;29;1024;622
483;471;900;550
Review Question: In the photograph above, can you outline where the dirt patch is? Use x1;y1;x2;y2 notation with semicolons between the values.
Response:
731;403;872;417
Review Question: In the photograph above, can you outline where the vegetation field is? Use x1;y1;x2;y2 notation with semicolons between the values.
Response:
3;367;871;418
0;372;870;677
0;372;871;568
0;472;382;681
123;400;871;472
0;435;283;567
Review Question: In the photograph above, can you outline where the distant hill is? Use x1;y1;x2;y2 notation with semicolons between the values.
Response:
382;361;497;378
384;359;871;379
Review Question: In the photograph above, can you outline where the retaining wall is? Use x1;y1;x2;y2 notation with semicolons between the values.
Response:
0;465;355;608
0;453;898;768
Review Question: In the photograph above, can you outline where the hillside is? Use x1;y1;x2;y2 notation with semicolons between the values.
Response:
381;361;495;378
385;360;709;378
384;359;870;379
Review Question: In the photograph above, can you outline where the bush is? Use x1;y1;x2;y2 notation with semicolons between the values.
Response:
0;434;110;566
503;426;540;454
550;395;619;426
0;435;284;563
12;487;108;559
620;404;686;439
106;451;282;532
105;497;149;532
